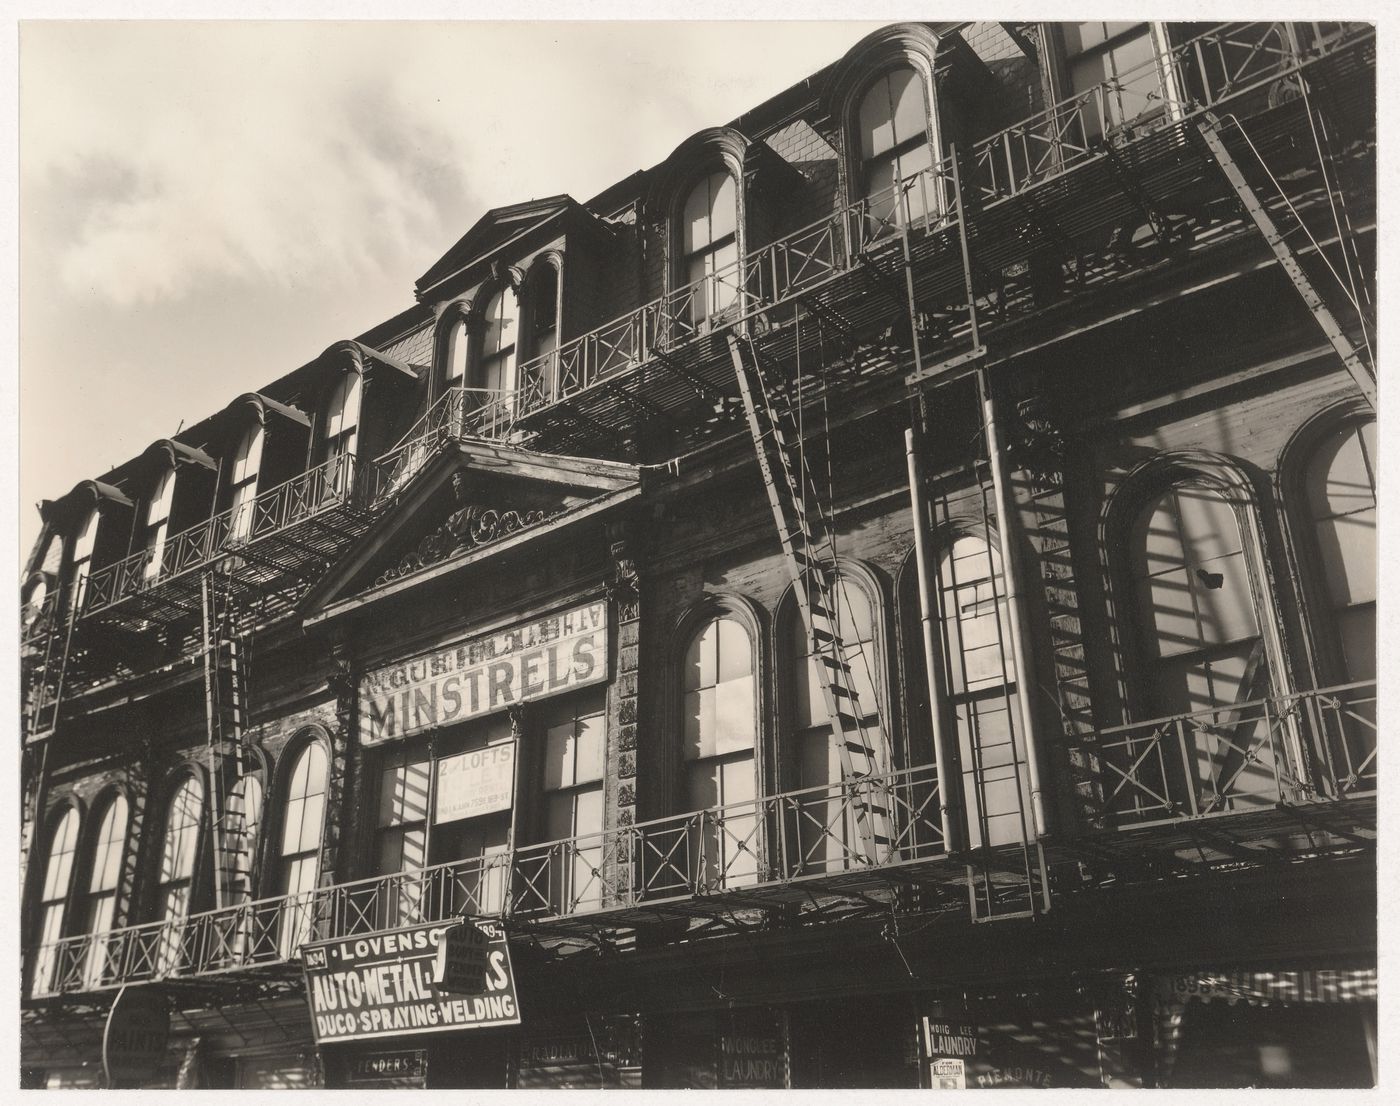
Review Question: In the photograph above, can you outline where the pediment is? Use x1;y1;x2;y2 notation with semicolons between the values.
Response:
415;195;576;296
301;440;639;621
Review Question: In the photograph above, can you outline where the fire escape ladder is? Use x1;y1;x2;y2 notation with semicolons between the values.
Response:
1194;112;1376;409
26;603;77;744
202;569;251;913
728;332;893;867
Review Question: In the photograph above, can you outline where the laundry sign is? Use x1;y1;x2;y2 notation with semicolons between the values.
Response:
360;601;608;745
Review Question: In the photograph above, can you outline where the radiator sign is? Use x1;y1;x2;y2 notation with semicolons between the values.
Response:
360;601;608;745
301;920;520;1043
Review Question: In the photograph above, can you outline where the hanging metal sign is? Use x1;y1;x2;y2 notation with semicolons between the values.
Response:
433;920;490;995
103;984;171;1086
301;919;520;1043
360;600;607;745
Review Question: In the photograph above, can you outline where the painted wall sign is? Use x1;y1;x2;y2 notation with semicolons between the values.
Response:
434;742;516;824
103;984;171;1086
302;919;520;1043
360;600;608;745
345;1049;427;1087
717;1009;789;1089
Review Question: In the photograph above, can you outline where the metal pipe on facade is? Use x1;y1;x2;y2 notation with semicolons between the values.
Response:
904;426;960;854
976;371;1049;839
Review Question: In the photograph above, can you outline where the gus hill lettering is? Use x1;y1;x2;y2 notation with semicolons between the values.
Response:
359;601;607;744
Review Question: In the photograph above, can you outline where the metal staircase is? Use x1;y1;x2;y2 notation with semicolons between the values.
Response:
728;331;894;866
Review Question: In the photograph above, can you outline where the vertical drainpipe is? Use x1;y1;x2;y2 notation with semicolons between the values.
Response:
977;372;1049;838
905;426;960;854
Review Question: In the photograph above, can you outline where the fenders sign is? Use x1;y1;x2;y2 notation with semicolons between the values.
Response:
360;600;608;745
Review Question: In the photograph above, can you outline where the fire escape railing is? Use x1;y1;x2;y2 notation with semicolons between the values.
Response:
1096;679;1376;826
32;21;1369;637
500;20;1370;421
23;678;1376;998
78;453;363;620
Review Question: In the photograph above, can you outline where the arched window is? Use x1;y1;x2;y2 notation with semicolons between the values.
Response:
227;422;264;543
155;775;203;972
231;773;264;900
1301;419;1376;790
524;264;559;367
479;286;518;394
1128;482;1277;810
443;312;469;393
680;171;739;327
784;574;886;872
681;614;758;888
32;806;80;995
856;67;933;227
323;371;362;469
143;464;176;582
939;534;1034;848
69;507;100;613
277;743;328;958
81;793;128;988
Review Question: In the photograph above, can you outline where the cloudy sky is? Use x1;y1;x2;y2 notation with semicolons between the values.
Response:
17;17;893;554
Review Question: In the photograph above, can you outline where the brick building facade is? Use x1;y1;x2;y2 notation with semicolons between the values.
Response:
20;21;1376;1089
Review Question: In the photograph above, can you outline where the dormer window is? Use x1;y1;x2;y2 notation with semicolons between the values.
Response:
69;508;99;613
857;66;934;227
681;171;739;327
323;370;362;466
479;286;518;394
228;422;264;544
143;464;175;582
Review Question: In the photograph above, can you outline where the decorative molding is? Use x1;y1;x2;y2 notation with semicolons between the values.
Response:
373;502;553;587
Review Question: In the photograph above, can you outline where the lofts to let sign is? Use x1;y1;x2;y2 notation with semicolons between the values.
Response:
359;600;609;744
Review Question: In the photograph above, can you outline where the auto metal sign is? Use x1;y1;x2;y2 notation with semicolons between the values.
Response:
301;920;520;1043
359;600;608;745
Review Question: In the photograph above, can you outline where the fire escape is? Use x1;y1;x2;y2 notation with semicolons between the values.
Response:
20;21;1376;1014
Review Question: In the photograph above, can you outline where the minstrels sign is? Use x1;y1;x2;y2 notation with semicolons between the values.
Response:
302;920;520;1043
360;601;608;745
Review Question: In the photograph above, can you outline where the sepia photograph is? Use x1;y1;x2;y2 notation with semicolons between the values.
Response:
14;8;1379;1091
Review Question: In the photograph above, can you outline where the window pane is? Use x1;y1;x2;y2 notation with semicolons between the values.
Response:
544;793;573;843
1175;487;1243;566
149;466;175;526
575;711;605;783
683;687;717;760
544;721;574;790
858;74;895;160
716;617;752;682
686;760;721;811
1337;604;1376;684
713;673;756;755
1315;512;1377;606
685;619;718;692
378;759;431;827
89;797;128;894
709;172;736;241
232;424;264;485
162;779;203;882
1191;549;1259;645
41;809;80;902
574;787;604;838
683;175;713;254
889;67;926;146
